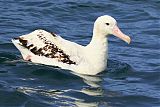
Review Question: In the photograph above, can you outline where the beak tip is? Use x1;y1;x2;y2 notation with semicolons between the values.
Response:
127;37;131;44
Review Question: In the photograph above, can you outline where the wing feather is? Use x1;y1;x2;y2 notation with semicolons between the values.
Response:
13;29;84;65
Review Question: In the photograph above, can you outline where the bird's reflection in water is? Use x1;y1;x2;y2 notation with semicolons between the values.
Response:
72;72;104;94
71;72;104;107
16;72;105;107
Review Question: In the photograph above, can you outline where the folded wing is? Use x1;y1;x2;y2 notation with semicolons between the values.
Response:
12;29;84;65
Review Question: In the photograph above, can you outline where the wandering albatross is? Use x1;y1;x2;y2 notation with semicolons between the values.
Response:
11;15;131;75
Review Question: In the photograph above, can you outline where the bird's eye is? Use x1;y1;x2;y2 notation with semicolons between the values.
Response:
105;23;110;25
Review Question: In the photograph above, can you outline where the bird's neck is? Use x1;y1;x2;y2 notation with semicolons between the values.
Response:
89;24;108;46
87;26;108;50
85;31;108;72
87;33;108;56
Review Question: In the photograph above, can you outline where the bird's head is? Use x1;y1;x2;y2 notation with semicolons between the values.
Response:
94;15;131;44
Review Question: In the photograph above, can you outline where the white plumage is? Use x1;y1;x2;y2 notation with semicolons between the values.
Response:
12;15;131;75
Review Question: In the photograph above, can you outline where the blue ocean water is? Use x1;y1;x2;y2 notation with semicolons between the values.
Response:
0;0;160;107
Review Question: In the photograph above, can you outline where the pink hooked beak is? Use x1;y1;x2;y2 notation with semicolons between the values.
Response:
112;25;131;44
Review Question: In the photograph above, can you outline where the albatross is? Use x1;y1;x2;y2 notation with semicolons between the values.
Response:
12;15;131;75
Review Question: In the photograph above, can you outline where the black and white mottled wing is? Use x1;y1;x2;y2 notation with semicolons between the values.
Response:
12;29;83;65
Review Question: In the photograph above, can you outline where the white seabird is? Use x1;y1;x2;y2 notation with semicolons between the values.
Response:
12;15;131;75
